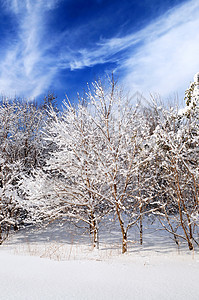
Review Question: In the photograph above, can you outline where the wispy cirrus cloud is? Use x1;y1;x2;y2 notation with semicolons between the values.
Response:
60;0;199;100
121;0;199;100
0;0;60;98
0;0;198;100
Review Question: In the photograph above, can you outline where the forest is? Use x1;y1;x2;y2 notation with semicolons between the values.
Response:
0;75;198;254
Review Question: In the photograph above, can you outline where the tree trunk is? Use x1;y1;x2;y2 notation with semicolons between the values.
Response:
90;212;99;249
173;233;179;247
140;215;143;245
122;231;127;254
138;173;143;245
115;205;128;253
187;238;194;251
172;159;194;251
0;225;2;245
93;225;99;249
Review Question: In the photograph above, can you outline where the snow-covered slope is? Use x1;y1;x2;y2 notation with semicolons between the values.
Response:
0;250;199;300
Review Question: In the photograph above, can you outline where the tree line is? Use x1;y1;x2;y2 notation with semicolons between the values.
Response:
0;76;198;253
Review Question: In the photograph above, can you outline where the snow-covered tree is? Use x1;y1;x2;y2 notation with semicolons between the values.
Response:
23;100;110;248
23;78;157;252
83;79;153;252
0;98;48;243
149;100;199;250
0;100;22;243
183;72;199;118
19;73;199;253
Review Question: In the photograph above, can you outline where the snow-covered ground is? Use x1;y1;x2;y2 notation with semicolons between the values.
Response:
0;249;199;300
1;222;199;300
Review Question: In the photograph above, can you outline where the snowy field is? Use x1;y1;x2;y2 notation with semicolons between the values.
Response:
1;222;199;300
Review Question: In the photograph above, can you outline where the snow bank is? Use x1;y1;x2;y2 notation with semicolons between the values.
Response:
0;250;199;300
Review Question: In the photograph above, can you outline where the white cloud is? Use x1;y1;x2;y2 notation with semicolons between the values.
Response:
121;0;199;100
2;0;60;14
0;0;198;101
60;0;199;101
0;0;60;99
59;32;141;71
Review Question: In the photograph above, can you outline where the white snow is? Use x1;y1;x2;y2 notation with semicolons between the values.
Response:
1;221;199;300
0;244;199;300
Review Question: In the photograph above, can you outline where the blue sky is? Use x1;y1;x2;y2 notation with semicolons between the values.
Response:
0;0;199;105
